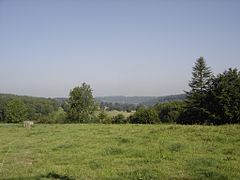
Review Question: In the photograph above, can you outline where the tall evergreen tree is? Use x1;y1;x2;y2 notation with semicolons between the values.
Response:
188;57;213;96
178;57;213;124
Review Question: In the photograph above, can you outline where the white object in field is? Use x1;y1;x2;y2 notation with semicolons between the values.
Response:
23;121;34;128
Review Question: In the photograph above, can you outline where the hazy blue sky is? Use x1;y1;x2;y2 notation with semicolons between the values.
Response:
0;0;240;97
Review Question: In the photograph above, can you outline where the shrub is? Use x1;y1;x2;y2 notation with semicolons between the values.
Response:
4;99;28;123
112;114;127;124
154;101;184;123
129;107;159;124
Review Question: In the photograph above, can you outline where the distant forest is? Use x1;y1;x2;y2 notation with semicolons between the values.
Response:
0;93;184;123
95;94;186;106
0;94;185;123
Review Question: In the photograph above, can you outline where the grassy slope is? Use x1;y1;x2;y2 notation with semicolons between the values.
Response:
0;124;239;179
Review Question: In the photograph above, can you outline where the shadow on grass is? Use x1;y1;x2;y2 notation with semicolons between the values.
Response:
0;172;75;180
42;172;75;180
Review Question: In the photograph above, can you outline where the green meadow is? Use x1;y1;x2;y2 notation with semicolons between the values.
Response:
0;124;239;179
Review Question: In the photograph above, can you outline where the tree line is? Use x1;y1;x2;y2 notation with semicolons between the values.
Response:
63;57;240;125
128;57;239;125
0;57;239;125
0;94;60;123
178;57;240;125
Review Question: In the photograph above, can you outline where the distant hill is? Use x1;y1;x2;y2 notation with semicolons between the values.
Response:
0;93;56;103
95;96;155;105
95;94;186;106
0;93;186;107
142;94;186;106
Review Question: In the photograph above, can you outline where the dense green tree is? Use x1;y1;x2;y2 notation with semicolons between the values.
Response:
129;107;159;124
0;94;65;123
0;98;7;122
112;114;127;124
4;99;28;123
178;57;213;124
67;83;97;123
206;68;240;124
40;108;67;124
154;101;185;123
98;110;108;123
62;101;70;112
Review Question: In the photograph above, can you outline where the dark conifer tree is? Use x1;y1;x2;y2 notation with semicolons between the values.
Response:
178;57;213;124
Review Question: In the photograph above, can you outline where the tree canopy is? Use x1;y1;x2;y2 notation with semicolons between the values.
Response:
67;83;97;123
178;57;240;125
129;107;159;124
4;99;28;123
206;68;240;124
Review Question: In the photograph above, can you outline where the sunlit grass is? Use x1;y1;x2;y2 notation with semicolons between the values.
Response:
0;124;239;179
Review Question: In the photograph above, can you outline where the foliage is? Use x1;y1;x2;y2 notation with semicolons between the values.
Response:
4;99;28;123
206;68;240;124
178;57;213;124
0;96;9;122
0;94;59;123
1;58;239;125
100;102;137;112
188;57;213;94
95;96;155;104
178;57;240;125
98;110;109;123
129;107;159;124
112;114;127;124
38;108;67;124
0;124;239;179
67;83;97;123
154;101;185;123
143;94;186;106
96;95;186;106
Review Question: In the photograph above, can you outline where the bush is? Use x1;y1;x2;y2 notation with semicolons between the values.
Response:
206;68;240;124
112;114;127;124
154;101;184;123
4;99;28;123
98;110;108;123
129;108;159;124
178;68;240;125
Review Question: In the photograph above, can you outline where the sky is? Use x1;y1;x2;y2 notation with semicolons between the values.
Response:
0;0;240;97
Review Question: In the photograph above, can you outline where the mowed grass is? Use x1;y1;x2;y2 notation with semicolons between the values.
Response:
0;124;239;179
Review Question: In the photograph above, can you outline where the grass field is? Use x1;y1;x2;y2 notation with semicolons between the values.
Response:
0;124;239;179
